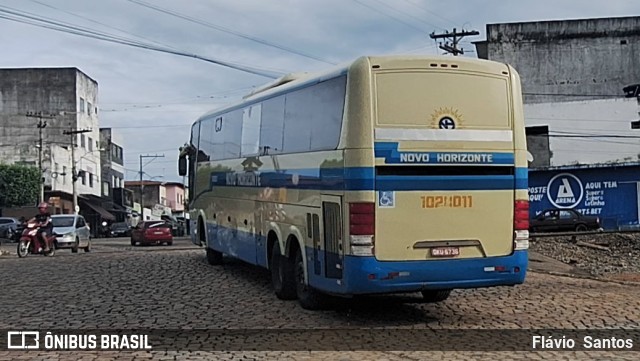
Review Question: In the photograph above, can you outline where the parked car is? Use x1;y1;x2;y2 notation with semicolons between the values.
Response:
530;209;602;233
0;217;22;241
51;214;92;253
161;215;185;237
130;221;173;246
110;222;132;237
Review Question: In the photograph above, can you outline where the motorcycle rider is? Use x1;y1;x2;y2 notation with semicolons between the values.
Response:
27;202;53;252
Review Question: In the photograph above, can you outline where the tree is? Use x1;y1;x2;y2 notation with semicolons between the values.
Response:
0;164;40;208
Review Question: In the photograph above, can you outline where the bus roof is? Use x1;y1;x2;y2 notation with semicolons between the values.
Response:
194;55;511;123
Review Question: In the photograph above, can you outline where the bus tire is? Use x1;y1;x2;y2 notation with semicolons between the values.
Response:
421;290;451;303
294;248;325;310
271;243;296;300
206;247;223;265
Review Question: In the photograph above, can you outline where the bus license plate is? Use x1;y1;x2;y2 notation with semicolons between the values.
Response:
431;247;460;257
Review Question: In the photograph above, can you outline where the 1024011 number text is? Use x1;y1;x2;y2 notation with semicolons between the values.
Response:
421;195;473;208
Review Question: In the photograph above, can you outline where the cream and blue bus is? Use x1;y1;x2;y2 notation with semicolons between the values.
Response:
178;55;529;309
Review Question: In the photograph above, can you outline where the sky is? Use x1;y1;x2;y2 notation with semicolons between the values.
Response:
1;0;640;182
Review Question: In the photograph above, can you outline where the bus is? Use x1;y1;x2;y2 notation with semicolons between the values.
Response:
178;55;529;309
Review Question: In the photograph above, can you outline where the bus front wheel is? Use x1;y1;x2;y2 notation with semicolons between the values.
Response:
421;290;451;303
270;243;296;300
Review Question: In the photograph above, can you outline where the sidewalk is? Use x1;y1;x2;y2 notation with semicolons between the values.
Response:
527;250;593;278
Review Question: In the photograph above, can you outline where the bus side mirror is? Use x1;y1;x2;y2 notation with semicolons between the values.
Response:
178;156;187;176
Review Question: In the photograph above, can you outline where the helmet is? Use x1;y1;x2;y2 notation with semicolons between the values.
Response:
38;202;49;209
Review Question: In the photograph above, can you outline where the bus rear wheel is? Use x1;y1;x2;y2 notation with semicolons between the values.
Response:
270;243;296;300
294;248;325;310
421;290;451;303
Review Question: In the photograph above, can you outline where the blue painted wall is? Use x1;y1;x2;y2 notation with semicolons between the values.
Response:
529;165;640;230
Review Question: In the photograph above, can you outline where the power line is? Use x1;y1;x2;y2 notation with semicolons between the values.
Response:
28;0;178;51
429;28;479;56
125;0;335;65
400;0;458;28
366;0;443;30
0;5;283;79
350;0;427;33
524;92;623;98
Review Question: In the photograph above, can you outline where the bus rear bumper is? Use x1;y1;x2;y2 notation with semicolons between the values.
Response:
338;250;528;295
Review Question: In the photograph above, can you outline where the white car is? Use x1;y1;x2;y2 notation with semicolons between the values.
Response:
51;215;91;253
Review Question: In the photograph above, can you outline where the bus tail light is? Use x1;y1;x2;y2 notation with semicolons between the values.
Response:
349;202;375;256
514;200;529;250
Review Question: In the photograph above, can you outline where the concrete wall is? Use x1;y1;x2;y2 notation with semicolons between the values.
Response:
525;97;640;166
476;16;640;104
0;68;75;165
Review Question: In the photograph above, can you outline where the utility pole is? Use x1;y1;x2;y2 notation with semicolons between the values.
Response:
63;127;92;214
429;28;480;56
139;154;164;220
26;111;55;204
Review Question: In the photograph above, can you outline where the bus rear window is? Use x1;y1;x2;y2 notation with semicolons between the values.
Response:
374;71;511;129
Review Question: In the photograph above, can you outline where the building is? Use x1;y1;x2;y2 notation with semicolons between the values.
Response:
164;182;186;217
0;67;115;226
474;16;640;167
99;128;125;198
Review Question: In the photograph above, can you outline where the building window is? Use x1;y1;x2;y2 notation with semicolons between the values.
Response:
95;107;98;115
62;166;67;185
112;175;116;188
89;173;93;188
79;97;85;113
88;137;93;151
88;102;92;116
103;181;109;196
81;171;86;185
80;134;86;148
112;145;117;158
96;140;99;151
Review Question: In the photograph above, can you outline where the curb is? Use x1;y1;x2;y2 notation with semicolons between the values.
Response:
529;269;640;286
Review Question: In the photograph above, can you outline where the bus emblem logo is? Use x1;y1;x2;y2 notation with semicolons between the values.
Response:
431;107;463;129
378;191;395;208
438;117;456;129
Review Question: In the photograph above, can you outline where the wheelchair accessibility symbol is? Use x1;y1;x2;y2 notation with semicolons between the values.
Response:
378;191;395;208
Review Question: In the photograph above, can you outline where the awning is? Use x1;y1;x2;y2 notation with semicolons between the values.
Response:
81;201;116;221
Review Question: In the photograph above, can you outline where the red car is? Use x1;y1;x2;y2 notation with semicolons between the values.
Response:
130;221;173;246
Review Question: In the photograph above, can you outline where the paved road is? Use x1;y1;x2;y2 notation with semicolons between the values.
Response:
0;237;639;360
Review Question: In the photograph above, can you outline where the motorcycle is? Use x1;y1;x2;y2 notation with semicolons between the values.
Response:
16;222;56;257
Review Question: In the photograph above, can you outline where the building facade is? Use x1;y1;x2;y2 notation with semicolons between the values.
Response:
99;128;125;199
0;67;102;198
474;16;640;167
164;182;185;216
0;67;118;231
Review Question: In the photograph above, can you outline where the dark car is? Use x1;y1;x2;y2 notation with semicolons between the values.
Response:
110;222;132;237
161;215;185;237
0;217;22;241
530;209;602;233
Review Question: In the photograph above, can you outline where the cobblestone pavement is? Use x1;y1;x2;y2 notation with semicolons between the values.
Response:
0;238;639;360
